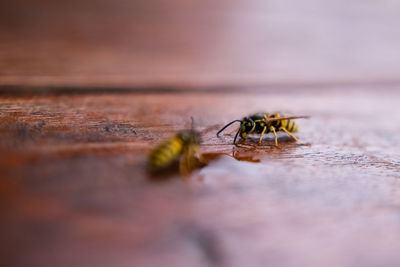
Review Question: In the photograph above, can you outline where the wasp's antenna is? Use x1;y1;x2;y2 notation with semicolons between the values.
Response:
233;123;242;144
217;120;242;136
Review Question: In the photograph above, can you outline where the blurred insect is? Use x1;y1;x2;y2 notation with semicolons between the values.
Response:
217;113;309;147
148;120;202;176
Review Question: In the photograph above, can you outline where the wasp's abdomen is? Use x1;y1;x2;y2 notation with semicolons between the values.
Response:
279;119;298;132
149;137;184;171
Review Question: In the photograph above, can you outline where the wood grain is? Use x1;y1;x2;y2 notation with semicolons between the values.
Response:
1;89;400;267
2;1;400;266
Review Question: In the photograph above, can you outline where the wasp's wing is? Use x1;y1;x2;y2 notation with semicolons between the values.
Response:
179;144;202;176
265;115;310;123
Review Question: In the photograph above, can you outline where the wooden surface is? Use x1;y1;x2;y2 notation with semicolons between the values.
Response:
2;0;400;266
1;89;400;267
2;0;400;88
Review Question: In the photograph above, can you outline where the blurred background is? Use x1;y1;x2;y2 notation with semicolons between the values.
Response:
1;0;400;89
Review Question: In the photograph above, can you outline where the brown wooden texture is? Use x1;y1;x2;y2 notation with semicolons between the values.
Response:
2;0;400;266
1;89;400;267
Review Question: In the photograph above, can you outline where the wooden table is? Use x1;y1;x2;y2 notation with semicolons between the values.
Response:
1;1;400;266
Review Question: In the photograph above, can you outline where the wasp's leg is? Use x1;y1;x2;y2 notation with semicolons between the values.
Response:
179;154;189;177
179;145;198;176
258;126;267;145
270;126;279;147
280;127;305;145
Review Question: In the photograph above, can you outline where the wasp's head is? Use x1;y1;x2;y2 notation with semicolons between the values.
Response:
178;130;201;145
240;117;255;138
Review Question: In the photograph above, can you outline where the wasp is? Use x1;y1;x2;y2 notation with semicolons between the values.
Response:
148;129;202;175
217;113;309;147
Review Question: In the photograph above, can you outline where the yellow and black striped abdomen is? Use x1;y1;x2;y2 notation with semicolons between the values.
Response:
149;137;184;171
279;119;298;132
